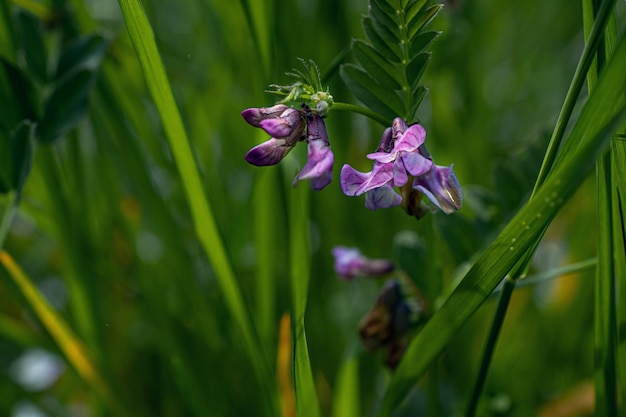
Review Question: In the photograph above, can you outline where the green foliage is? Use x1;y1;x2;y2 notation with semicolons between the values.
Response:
340;0;442;124
0;0;625;417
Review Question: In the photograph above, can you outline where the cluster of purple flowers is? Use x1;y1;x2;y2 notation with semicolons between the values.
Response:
242;104;333;190
243;107;462;217
340;117;462;216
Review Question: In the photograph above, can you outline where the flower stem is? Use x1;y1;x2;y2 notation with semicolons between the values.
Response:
332;102;392;126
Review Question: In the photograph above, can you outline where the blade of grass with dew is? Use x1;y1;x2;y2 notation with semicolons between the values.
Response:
465;1;618;411
115;1;276;414
288;183;321;417
0;250;128;416
376;32;626;417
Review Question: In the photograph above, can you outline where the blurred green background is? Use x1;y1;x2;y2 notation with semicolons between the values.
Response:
1;0;624;416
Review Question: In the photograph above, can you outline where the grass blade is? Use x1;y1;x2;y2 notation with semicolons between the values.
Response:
332;355;360;417
377;31;626;416
115;0;276;413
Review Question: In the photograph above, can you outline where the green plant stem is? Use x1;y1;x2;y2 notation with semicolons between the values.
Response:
489;257;597;297
0;192;18;250
465;277;515;417
464;1;616;415
332;102;392;126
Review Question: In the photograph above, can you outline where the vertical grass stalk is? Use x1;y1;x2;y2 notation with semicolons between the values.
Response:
288;183;321;417
584;0;619;414
115;0;277;414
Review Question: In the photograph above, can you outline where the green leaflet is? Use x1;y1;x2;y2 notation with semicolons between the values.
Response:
341;0;443;124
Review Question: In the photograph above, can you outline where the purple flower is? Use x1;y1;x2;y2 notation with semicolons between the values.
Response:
340;118;432;210
243;105;334;190
243;106;305;166
340;117;463;215
292;114;334;190
413;164;463;214
332;246;394;280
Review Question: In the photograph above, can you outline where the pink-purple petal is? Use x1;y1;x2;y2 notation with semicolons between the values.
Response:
402;152;432;176
292;137;334;190
367;151;397;163
355;162;394;195
258;108;302;139
393;124;425;153
241;104;288;127
364;185;402;210
340;165;371;195
244;138;293;166
413;164;463;214
393;157;408;187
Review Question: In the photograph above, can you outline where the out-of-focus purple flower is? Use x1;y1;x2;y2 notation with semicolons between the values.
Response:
332;246;394;280
292;114;334;190
340;117;462;216
243;106;305;166
358;279;426;369
340;118;432;210
413;164;463;214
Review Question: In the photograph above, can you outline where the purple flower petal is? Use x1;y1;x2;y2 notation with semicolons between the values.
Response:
393;124;425;153
340;164;372;195
258;108;303;139
413;164;463;214
393;157;408;187
342;162;395;196
367;150;397;164
241;104;288;127
292;115;334;190
402;152;432;176
292;139;334;188
365;185;402;210
244;138;294;166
